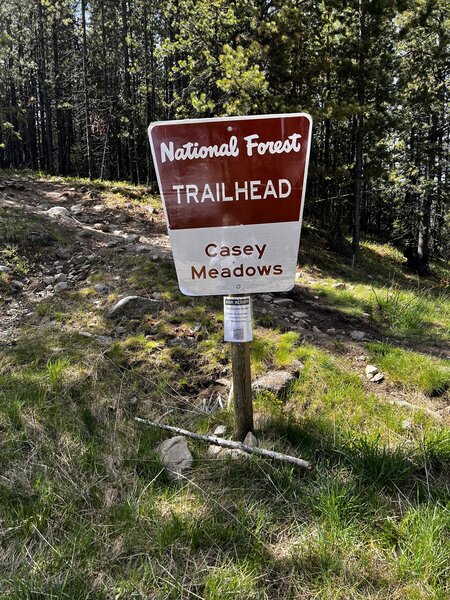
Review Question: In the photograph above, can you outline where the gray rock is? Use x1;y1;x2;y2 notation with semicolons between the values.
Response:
94;283;109;295
292;311;308;319
365;365;378;379
123;234;140;244
106;295;162;320
213;425;228;437
261;294;272;302
54;282;69;292
43;276;55;285
243;432;258;447
312;326;322;334
357;355;368;361
11;280;24;289
135;244;153;253
350;330;367;341
0;265;12;273
370;372;384;384
155;436;193;480
79;230;93;238
253;370;297;396
70;204;84;215
207;444;223;457
54;273;67;283
273;298;294;307
56;248;71;259
326;328;336;335
46;206;71;219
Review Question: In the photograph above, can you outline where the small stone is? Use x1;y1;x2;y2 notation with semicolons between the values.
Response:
261;294;272;302
292;311;308;319
273;298;294;307
213;425;228;437
350;330;367;341
155;436;193;481
326;328;336;335
243;432;258;447
365;365;378;378
79;230;93;238
56;248;71;259
333;282;347;290
312;326;322;334
43;276;55;285
11;280;24;289
370;372;384;383
95;335;113;345
0;265;12;273
54;273;68;283
253;370;297;396
106;295;162;320
357;355;368;362
135;244;153;253
362;312;370;319
207;445;223;457
54;282;69;292
78;331;93;339
70;204;84;214
123;234;140;244
94;283;109;295
46;206;71;219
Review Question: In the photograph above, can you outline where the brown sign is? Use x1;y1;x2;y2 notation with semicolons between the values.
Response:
148;114;312;295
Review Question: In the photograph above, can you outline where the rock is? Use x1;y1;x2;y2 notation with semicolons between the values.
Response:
79;230;93;238
243;432;258;447
93;283;109;295
357;355;368;361
70;204;84;215
43;276;55;285
207;445;223;457
54;273;68;283
370;372;384;384
11;280;24;289
312;326;322;334
155;436;193;480
333;282;347;290
95;335;113;346
365;365;379;379
54;282;69;292
252;370;297;396
123;234;140;244
106;295;162;320
135;244;153;253
213;425;228;437
350;330;367;341
261;294;272;302
326;328;336;335
46;206;71;219
273;298;294;307
362;312;370;319
292;311;308;319
56;248;71;259
0;265;12;273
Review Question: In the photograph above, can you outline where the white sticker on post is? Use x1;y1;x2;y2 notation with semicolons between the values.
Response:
224;296;253;342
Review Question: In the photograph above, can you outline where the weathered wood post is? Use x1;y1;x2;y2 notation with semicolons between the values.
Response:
231;334;253;440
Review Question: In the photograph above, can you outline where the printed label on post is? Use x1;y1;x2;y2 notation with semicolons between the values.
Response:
224;296;252;342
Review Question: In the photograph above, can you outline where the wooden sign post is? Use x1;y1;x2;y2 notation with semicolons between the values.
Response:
148;114;312;440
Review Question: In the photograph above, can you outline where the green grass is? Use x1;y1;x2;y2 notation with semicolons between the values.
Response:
368;343;450;397
1;171;449;598
300;235;450;345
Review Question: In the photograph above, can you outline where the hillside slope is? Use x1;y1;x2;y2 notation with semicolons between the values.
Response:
1;171;449;599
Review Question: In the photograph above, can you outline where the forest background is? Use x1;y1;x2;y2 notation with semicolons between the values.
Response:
0;0;448;273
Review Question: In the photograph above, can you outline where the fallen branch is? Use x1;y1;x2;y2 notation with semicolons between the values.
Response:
134;417;311;470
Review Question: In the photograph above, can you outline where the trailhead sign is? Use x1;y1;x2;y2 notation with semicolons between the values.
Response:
148;113;312;296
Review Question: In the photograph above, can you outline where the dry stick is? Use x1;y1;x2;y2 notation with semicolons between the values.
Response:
134;417;311;470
